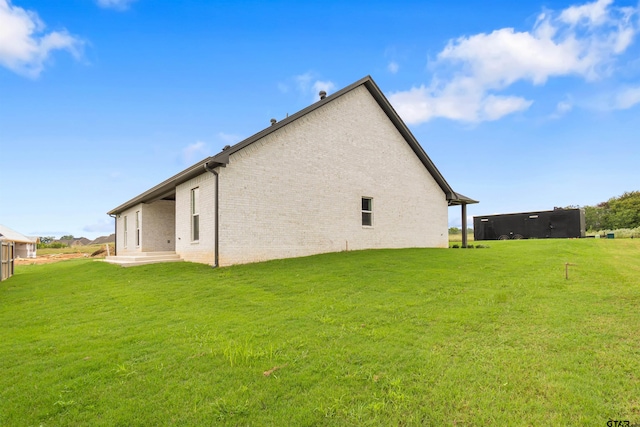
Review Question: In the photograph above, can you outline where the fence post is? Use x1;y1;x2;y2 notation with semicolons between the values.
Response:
1;242;16;281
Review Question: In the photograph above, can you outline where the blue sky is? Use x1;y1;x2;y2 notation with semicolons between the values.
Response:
1;0;639;239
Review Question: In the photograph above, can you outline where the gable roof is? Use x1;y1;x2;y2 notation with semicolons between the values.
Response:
108;76;474;215
0;225;37;244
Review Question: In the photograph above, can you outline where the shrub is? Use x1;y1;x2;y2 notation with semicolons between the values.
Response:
587;227;640;239
37;242;68;249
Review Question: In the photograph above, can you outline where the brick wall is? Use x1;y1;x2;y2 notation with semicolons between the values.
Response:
128;84;450;265
115;200;175;253
140;200;175;252
175;172;216;264
213;85;448;266
115;203;143;254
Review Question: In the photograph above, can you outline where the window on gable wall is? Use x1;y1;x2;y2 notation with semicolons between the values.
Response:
191;187;200;241
362;197;373;226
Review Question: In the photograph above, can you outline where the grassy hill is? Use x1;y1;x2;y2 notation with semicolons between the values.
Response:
1;240;639;425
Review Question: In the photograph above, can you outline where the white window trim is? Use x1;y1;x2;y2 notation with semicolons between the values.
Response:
123;216;128;248
362;197;373;227
191;187;200;242
135;211;141;248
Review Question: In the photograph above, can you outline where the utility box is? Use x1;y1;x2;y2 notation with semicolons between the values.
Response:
474;208;586;240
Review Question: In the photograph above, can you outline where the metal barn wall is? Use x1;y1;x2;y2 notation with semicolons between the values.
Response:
474;209;585;240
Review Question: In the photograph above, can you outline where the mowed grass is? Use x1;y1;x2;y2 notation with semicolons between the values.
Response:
1;240;639;426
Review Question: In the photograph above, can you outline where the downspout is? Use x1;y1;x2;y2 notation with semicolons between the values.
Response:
108;213;117;256
204;162;219;268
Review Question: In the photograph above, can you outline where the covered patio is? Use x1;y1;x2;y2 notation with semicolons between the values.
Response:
449;192;479;248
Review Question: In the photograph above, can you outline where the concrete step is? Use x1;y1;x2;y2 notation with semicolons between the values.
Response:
113;251;178;257
104;252;183;267
105;254;181;262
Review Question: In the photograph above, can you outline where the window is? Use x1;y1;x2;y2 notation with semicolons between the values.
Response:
362;197;373;226
191;187;200;241
123;216;128;248
135;211;141;247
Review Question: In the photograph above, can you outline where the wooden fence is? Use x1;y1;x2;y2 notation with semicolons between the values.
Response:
1;241;15;281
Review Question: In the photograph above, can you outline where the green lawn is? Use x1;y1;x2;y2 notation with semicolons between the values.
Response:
1;240;639;426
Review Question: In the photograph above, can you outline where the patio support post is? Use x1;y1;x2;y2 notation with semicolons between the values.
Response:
461;203;468;248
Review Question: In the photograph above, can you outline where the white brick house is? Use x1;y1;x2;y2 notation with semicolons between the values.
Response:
107;76;476;267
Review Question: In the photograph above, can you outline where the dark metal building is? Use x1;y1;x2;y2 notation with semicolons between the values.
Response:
474;208;585;240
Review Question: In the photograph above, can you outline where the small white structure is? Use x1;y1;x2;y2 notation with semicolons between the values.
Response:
0;225;38;259
107;76;476;267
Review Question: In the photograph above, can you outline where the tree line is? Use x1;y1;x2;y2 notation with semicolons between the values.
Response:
577;191;640;231
37;235;76;249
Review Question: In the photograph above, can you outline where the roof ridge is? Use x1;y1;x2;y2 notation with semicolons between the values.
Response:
109;75;474;215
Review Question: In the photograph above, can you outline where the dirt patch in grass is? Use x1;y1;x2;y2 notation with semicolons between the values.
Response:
16;244;115;265
14;252;106;265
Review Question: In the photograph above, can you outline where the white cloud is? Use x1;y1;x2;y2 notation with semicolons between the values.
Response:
583;85;640;110
389;0;639;124
614;86;640;109
313;80;336;95
182;141;209;165
295;72;336;102
551;99;574;118
482;95;534;121
95;0;137;11
0;0;83;77
560;0;614;26
388;61;399;74
389;83;532;123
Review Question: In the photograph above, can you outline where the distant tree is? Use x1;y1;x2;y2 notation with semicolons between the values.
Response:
582;191;640;231
60;235;75;240
448;227;460;235
607;191;640;229
39;236;55;244
584;204;608;231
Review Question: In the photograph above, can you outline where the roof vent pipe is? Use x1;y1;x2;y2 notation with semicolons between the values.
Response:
270;118;277;125
319;90;327;100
